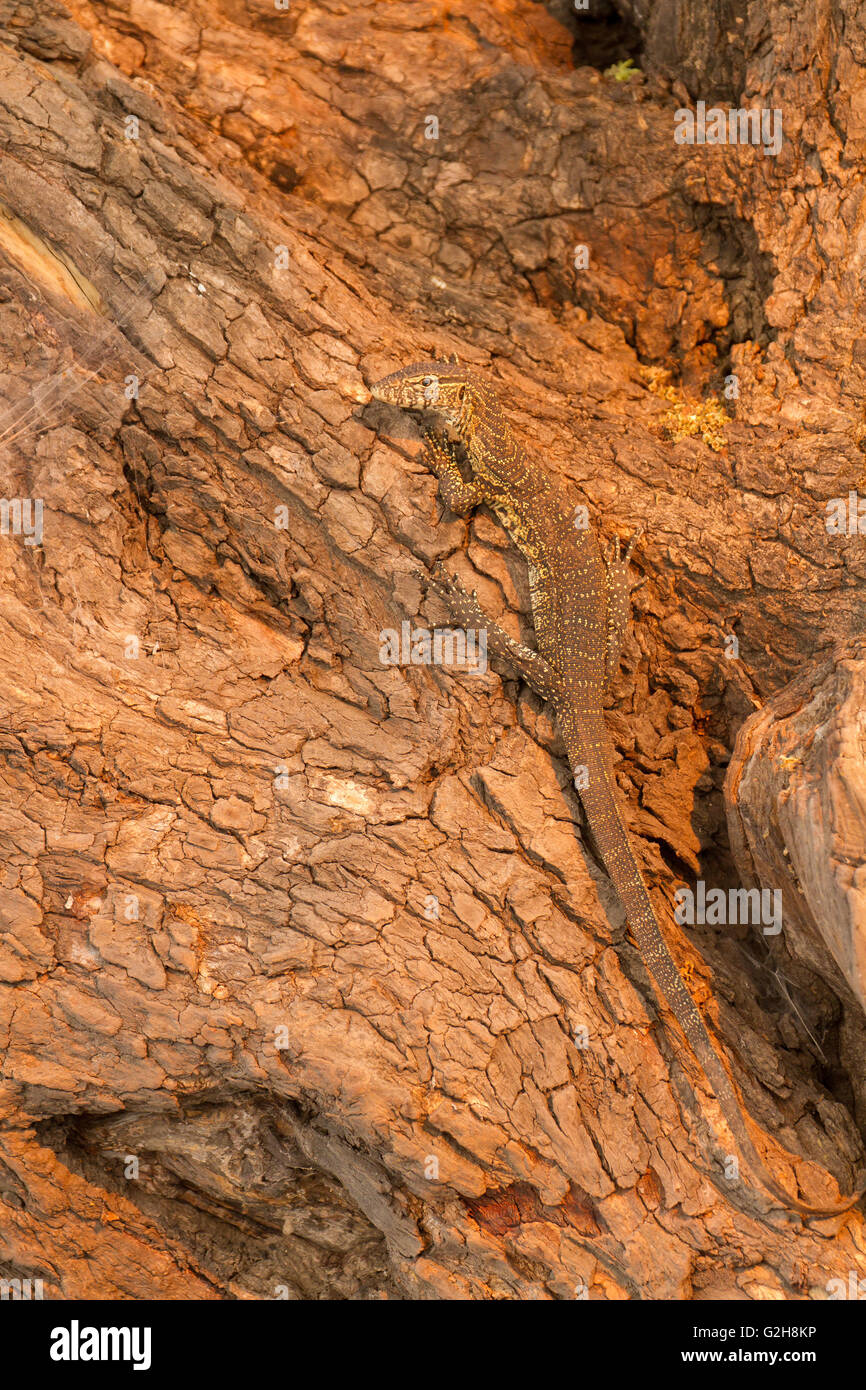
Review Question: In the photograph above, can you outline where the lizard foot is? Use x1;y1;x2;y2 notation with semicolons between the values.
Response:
605;526;644;570
420;565;561;701
427;563;483;615
602;527;645;689
604;527;646;595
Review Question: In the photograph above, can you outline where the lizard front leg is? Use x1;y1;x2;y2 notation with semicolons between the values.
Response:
418;424;484;516
427;566;562;702
602;529;643;690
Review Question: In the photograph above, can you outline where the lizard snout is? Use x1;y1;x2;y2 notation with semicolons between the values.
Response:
368;372;404;406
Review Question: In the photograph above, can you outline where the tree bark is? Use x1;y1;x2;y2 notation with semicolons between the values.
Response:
0;0;865;1299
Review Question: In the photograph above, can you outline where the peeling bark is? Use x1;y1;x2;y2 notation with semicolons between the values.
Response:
0;0;865;1300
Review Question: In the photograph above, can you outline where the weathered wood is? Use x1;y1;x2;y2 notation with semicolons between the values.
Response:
0;0;865;1299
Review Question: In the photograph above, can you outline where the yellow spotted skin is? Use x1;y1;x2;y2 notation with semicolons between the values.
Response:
371;358;864;1219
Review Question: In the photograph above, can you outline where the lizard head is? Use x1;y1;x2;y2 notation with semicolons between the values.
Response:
369;358;472;423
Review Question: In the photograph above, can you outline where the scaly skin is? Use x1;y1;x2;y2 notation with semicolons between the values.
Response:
371;357;864;1220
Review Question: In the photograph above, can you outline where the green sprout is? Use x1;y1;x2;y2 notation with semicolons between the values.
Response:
604;58;639;82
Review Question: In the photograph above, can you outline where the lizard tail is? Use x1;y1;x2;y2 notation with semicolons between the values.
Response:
560;706;864;1220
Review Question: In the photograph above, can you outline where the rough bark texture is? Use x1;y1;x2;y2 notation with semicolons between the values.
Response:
1;0;865;1300
725;638;866;1133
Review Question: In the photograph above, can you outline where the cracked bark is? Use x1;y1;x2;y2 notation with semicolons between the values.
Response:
0;0;865;1300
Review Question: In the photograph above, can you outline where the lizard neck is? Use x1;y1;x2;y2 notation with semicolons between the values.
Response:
458;385;530;494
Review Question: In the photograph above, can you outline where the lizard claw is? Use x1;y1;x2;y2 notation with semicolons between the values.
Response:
424;562;451;596
427;564;476;605
623;526;644;565
606;527;644;570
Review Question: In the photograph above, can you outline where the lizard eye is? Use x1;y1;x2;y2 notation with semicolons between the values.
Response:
422;376;434;386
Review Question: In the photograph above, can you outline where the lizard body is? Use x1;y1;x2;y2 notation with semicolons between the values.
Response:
371;357;863;1219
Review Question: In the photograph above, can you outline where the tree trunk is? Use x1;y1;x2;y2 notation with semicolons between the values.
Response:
0;0;865;1299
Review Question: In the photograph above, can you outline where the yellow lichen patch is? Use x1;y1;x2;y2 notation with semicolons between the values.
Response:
641;365;729;452
0;200;103;313
661;397;729;451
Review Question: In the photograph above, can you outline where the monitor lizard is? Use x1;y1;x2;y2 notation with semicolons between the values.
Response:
370;356;864;1219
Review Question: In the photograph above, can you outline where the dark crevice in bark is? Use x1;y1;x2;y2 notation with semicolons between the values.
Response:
35;1097;404;1300
688;200;778;361
556;0;645;71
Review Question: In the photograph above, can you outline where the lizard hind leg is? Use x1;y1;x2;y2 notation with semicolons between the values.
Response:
426;566;562;702
603;527;645;690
